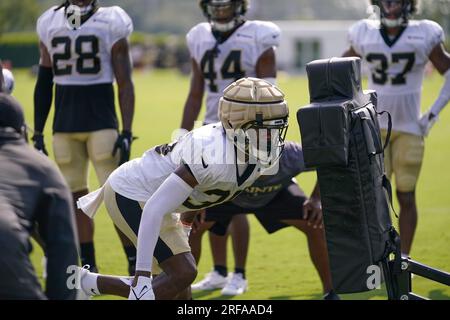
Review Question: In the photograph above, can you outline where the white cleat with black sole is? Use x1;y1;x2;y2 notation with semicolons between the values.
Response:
128;276;155;300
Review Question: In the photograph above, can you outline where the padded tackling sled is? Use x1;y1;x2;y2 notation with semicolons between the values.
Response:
297;57;450;299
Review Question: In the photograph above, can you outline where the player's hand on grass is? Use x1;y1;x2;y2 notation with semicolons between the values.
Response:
303;197;323;229
32;133;48;156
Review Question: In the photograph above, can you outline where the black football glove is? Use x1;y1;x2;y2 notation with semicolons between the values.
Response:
32;134;48;156
112;130;134;166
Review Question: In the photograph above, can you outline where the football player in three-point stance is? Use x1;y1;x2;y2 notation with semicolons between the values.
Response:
33;0;137;274
343;0;450;256
76;78;289;300
181;0;282;294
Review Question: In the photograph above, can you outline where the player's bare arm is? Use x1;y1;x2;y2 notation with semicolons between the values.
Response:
32;42;54;155
112;38;135;132
342;46;360;58
180;59;205;131
111;38;135;165
429;42;450;75
419;42;450;135
255;47;277;79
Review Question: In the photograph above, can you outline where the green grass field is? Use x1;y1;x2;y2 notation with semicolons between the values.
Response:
11;68;450;300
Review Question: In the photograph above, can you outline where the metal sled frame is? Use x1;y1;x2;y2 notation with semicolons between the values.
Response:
381;254;450;300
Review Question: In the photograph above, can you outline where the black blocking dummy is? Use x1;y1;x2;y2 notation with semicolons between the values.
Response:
297;57;399;293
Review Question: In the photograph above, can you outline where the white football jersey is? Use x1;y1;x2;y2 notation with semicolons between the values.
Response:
37;6;133;86
187;21;281;124
348;19;445;135
108;123;263;212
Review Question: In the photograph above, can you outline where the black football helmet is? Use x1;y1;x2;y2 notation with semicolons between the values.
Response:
370;0;419;28
199;0;249;33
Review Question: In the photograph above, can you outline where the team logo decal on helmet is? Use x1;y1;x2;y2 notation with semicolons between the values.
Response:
369;0;419;28
199;0;249;33
219;77;289;167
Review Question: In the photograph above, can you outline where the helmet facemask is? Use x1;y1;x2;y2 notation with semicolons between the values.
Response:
372;0;415;28
232;117;288;167
204;0;245;33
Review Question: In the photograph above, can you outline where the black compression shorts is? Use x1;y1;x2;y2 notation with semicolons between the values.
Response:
205;182;307;235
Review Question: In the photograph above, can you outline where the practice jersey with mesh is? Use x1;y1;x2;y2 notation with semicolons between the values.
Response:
37;6;133;86
348;19;444;135
108;123;263;212
187;21;281;124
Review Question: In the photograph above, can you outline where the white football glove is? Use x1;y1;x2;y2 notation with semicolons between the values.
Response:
419;111;439;137
128;276;155;300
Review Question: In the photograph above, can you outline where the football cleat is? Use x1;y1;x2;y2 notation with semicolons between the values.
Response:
128;276;155;300
221;273;248;296
191;271;228;291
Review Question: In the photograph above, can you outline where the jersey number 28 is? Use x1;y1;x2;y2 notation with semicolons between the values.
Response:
201;50;245;92
52;36;101;76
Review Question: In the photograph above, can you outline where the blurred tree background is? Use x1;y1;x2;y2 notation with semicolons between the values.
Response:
0;0;40;35
0;0;447;35
0;0;448;69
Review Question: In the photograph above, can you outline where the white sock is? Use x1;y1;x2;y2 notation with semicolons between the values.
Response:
81;271;100;296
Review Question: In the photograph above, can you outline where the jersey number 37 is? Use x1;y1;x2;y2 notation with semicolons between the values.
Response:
366;52;415;85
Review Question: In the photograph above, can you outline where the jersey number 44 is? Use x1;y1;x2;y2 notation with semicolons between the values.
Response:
201;50;246;92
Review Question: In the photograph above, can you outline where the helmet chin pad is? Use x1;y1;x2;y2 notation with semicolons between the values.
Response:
211;20;237;32
381;17;404;28
206;0;243;33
